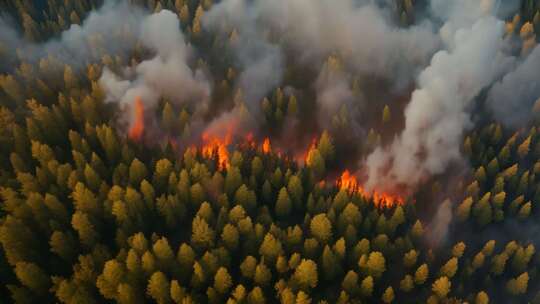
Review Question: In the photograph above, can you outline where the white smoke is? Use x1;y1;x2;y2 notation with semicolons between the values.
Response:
254;0;439;83
202;0;283;111
363;0;515;193
487;45;540;128
202;0;439;125
99;9;211;127
427;199;453;246
0;1;144;71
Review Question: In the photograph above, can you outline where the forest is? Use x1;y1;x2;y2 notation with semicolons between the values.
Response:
1;0;540;303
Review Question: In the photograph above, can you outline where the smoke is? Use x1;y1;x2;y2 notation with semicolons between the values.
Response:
202;0;439;131
254;0;439;84
314;63;360;132
427;199;453;247
202;0;283;113
363;0;515;194
0;1;210;131
487;45;540;128
0;1;144;71
0;17;22;71
99;9;210;129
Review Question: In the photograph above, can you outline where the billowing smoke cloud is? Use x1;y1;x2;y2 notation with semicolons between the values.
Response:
0;1;144;71
99;9;210;128
202;0;439;128
202;0;283;112
0;1;210;130
314;62;360;132
487;45;540;128
255;0;439;83
363;0;515;193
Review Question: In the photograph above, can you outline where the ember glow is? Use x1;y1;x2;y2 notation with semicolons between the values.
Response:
303;138;318;165
129;97;145;141
197;132;407;208
338;170;405;208
262;138;271;154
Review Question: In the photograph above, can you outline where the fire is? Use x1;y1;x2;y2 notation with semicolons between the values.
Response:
337;170;404;208
339;170;359;192
262;138;271;154
202;132;231;171
129;97;145;141
303;138;318;165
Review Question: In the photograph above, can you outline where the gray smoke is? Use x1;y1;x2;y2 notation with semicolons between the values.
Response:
0;1;144;71
427;199;453;247
0;1;210;130
253;0;439;84
202;0;283;112
487;45;540;128
99;9;210;128
364;0;515;193
202;0;440;127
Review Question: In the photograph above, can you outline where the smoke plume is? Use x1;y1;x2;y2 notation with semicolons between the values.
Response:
363;0;515;194
99;9;210;131
427;199;453;247
0;1;144;71
202;0;440;129
487;45;540;128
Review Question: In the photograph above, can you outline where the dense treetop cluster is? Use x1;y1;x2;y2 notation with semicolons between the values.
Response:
1;0;540;303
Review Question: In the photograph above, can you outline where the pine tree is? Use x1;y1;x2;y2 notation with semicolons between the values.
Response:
403;249;418;268
400;275;414;292
225;166;242;196
221;224;239;250
307;148;325;179
96;260;125;299
475;291;489;304
253;261;272;286
382;105;391;124
317;131;335;161
310;214;332;243
14;262;51;294
414;264;429;285
382;286;395;303
341;270;359;295
129;158;148;186
294;259;318;290
432;276;451;299
240;256;257;279
275;187;292;218
439;257;458;278
259;233;284;263
191;216;215;251
214;267;233;294
147;271;171;304
360;276;374;297
287;175;303;207
365;251;386;278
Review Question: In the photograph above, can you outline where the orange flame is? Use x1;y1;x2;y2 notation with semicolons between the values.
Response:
202;132;231;171
129;97;145;141
303;138;318;165
339;170;359;192
337;170;404;208
262;138;271;154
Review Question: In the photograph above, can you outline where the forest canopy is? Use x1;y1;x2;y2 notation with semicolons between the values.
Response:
1;0;540;303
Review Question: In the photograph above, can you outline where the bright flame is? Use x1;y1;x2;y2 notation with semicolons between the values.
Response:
202;132;231;171
304;138;318;165
262;138;271;154
338;170;404;208
339;170;359;192
129;97;145;141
